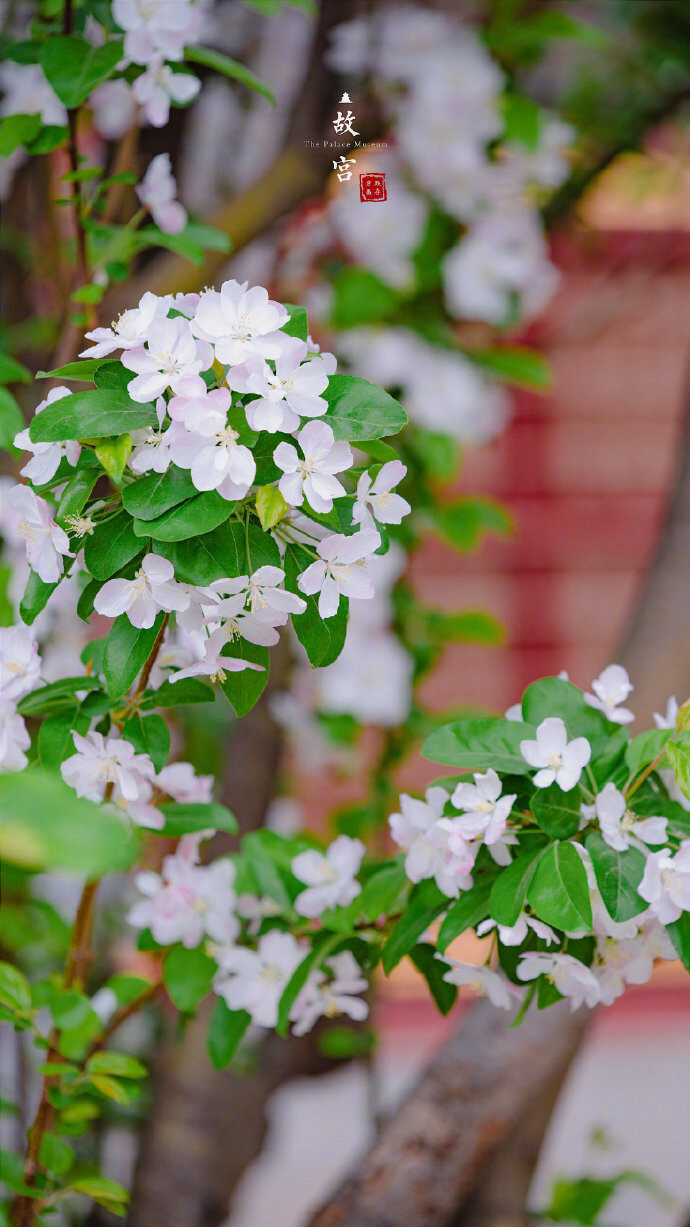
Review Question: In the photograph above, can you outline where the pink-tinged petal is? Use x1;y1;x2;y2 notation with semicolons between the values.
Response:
142;553;175;585
279;471;305;506
94;578;132;618
318;575;341;618
298;419;334;457
297;561;325;597
372;459;406;493
128;372;169;402
168;73;201;105
273;441;299;473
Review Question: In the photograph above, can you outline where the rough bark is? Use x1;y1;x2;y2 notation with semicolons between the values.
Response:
307;1000;589;1227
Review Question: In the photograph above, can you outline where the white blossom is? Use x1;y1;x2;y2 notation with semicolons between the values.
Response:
353;460;410;529
169;626;266;684
156;760;213;804
389;786;478;898
213;930;304;1028
8;485;71;584
436;955;516;1009
517;951;601;1008
292;951;369;1035
0;700;30;771
314;627;413;727
14;387;80;486
122;317;212;402
450;769;517;845
297;529;380;619
0;62;66;126
129;836;238;948
132;59;201;127
292;835;365;917
442;211;557;326
167;393;256;501
654;696;679;730
137;153;186;234
0;625;41;700
582;782;667;853
274;421;352;513
191;279;289;366
585;664;635;724
227;339;331;434
520;717;591;791
476;914;557;947
90;79;138;140
80;291;170;359
114;0;204;66
94;552;190;629
61;730;155;804
638;841;690;925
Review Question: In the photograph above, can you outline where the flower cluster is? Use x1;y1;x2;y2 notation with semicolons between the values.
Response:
389;667;690;1012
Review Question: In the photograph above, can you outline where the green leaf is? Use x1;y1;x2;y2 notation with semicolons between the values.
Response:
667;912;690;973
17;675;102;717
527;842;593;931
410;943;457;1015
255;484;289;531
158;802;238;837
84;510;141;580
184;44;275;104
585;832;646;923
521;678;612;753
207;998;251;1069
322;374;407;441
358;862;408;920
0;386;24;449
501;93;542;150
531;783;582;839
422;717;537;774
431;498;513;552
157;520;279;584
625;728;670;778
38;1132;74;1177
489;847;546;926
29;389;157;442
103;613;164;698
69;1175;129;1211
219;639;268;717
163;946;216;1013
122;465;197;520
51;990;95;1031
331;269;399;328
0;113;41;156
122;713;170;772
382;879;447;974
280;304;309;341
140;677;215;709
56;468;99;522
469;345;551;389
37;359;111;382
85;1052;147;1079
0;352;30;384
437;874;496;950
276;931;340;1035
38;710;89;770
0;962;32;1014
40;35;122;108
135;489;235;542
283;543;346;667
0;768;138;875
667;732;690;801
95;433;132;484
19;570;58;625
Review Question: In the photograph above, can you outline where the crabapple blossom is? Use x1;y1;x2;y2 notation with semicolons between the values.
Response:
94;552;190;630
517;951;601;1008
128;837;238;948
235;893;283;936
90;79;137;140
654;696;679;730
592;921;677;1005
191;280;289;366
61;730;155;804
227;339;331;434
169;627;266;684
450;769;517;845
476;914;557;946
114;0;203;64
122;317;212;402
0;625;41;700
14;387;80;486
291;951;369;1036
389;786;478;898
80;291;169;359
520;717;591;791
582;782;667;853
297;529;380;619
292;835;365;918
213;930;305;1028
314;628;413;726
136;153;187;234
129;412;176;475
442;211;558;326
353;460;410;529
0;700;30;771
131;59;198;132
273;421;352;513
436;956;516;1010
170;411;256;501
156;760;213;804
638;841;690;925
0;62;66;126
585;664;635;724
8;485;71;584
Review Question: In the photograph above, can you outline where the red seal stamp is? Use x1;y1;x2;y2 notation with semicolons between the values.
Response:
359;172;387;202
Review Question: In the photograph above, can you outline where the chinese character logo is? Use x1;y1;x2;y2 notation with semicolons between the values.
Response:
332;109;359;137
360;172;387;203
333;155;357;182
